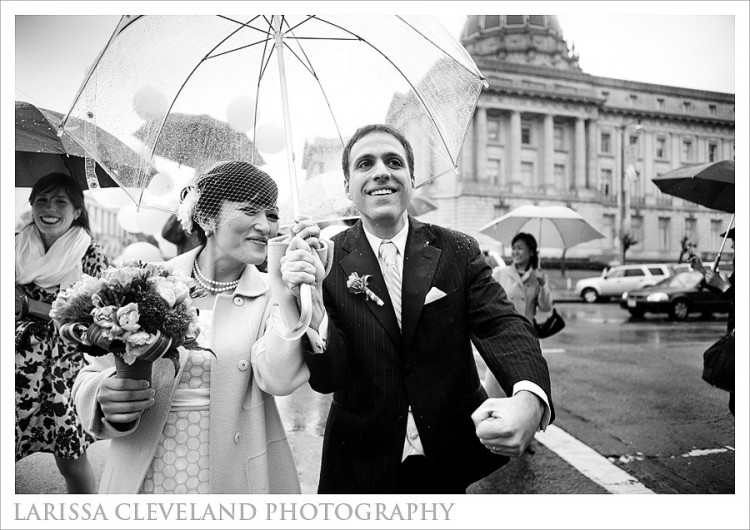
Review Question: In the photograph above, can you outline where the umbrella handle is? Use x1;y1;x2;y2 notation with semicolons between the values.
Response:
290;284;313;338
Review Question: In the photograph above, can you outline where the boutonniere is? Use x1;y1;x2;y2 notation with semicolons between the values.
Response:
346;272;384;306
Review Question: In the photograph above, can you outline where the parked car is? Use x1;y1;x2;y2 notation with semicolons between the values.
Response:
574;263;677;303
620;271;731;320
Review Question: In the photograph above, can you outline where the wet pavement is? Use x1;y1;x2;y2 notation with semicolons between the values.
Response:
15;302;735;495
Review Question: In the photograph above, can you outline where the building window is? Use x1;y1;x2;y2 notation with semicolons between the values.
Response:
629;134;640;157
629;94;638;106
487;116;500;143
487;158;501;184
554;164;566;189
658;217;671;251
600;132;612;154
708;143;718;162
630;216;644;250
711;219;723;250
484;15;500;29
528;15;545;26
655;137;667;159
506;15;524;25
521;161;534;185
657;98;665;110
603;214;616;249
600;168;613;197
709;104;717;116
683;101;692;113
682;139;693;162
554;126;564;151
685;217;697;243
521;125;532;145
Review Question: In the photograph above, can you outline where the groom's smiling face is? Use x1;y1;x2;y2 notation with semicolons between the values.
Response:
345;131;414;236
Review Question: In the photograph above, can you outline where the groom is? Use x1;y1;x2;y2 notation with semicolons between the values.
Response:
303;124;554;493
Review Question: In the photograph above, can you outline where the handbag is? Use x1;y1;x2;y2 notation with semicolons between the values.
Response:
534;307;566;339
702;332;734;392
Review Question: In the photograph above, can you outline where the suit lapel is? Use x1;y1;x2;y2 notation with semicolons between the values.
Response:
339;223;401;345
400;219;441;352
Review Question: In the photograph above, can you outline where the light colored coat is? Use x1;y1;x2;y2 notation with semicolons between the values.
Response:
494;265;552;322
72;246;308;494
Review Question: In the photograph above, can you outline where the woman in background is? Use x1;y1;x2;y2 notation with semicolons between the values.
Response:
484;232;552;399
15;172;108;493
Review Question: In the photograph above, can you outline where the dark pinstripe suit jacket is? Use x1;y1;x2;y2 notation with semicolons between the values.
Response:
304;218;554;493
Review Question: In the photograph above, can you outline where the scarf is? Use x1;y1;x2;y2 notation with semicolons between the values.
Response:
15;224;92;290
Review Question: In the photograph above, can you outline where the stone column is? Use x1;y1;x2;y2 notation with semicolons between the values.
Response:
586;119;598;189
510;110;521;188
575;117;586;190
475;106;487;181
543;114;554;192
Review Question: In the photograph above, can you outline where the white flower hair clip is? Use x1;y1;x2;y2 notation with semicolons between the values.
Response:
176;185;199;232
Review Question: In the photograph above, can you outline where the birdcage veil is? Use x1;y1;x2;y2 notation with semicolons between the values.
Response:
176;160;279;235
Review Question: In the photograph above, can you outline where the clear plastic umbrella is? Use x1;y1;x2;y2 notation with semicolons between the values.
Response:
58;15;486;220
58;14;485;335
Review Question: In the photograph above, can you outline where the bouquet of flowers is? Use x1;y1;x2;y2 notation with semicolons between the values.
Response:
50;261;204;382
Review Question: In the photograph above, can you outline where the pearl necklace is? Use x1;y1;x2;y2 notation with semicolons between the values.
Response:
192;259;240;293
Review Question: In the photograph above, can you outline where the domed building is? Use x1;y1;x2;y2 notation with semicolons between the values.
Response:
413;15;735;264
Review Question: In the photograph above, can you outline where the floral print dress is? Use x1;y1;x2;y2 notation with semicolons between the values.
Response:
15;241;108;461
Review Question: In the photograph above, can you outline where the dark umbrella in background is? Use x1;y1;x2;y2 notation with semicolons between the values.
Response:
652;159;734;271
15;100;150;189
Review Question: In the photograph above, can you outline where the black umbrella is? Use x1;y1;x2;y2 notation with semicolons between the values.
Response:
133;113;264;172
651;159;734;213
15;101;148;189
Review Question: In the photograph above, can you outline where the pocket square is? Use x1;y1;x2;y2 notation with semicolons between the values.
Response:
424;287;447;305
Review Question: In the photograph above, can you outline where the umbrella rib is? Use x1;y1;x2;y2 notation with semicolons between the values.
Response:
395;16;487;83
310;15;460;171
274;16;346;148
250;18;277;166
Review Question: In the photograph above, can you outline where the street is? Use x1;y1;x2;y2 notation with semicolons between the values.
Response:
15;302;734;495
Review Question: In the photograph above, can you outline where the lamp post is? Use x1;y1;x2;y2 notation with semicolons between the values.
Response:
616;121;642;264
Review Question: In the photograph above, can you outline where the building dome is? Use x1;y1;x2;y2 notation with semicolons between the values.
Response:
460;15;581;71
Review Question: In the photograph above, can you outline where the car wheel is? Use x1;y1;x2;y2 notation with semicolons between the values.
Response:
669;299;690;321
582;288;598;303
628;308;645;318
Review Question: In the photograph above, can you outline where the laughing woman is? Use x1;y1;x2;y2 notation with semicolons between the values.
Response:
15;172;109;493
72;161;329;494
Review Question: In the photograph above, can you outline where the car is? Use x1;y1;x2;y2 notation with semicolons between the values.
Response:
619;271;731;320
574;263;677;303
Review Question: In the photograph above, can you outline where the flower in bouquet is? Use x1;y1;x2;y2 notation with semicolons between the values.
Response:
51;261;205;374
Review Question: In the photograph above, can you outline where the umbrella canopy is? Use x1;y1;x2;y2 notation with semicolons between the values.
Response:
133;112;264;172
59;15;486;221
651;160;734;213
480;205;605;249
15;100;143;189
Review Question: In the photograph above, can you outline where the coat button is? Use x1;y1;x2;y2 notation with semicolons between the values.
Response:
233;296;244;306
234;432;241;443
238;360;249;371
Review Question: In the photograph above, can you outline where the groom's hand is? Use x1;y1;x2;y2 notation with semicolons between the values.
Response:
471;391;543;457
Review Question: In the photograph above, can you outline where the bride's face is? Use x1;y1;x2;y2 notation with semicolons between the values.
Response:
209;200;280;266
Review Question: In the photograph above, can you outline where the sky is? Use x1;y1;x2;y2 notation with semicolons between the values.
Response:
10;8;742;114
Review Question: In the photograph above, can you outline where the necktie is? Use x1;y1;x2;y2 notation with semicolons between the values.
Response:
379;240;402;329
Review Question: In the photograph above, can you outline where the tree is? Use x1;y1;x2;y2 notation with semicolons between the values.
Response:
621;233;638;264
